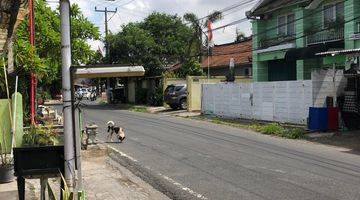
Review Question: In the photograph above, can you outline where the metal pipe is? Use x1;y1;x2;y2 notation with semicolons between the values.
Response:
29;0;36;125
70;67;83;191
60;0;75;187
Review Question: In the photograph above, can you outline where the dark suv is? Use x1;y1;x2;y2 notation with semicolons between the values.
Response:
164;84;187;110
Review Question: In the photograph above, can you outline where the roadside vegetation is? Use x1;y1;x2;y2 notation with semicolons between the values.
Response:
195;116;307;139
128;105;149;113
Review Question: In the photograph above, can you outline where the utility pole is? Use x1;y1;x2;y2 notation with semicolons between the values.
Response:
94;6;117;60
60;0;75;187
94;7;117;102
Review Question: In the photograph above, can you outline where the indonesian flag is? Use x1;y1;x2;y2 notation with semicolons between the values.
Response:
207;20;214;47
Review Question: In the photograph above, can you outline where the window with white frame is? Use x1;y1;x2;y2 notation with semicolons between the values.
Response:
277;13;295;36
323;1;344;28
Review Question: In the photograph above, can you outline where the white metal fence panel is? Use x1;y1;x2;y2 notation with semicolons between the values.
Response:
202;80;313;124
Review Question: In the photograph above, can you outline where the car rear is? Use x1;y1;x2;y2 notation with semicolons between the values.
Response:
164;84;187;109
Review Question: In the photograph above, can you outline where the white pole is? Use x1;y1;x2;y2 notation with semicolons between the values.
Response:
207;45;210;81
2;59;13;129
60;0;75;187
11;76;18;152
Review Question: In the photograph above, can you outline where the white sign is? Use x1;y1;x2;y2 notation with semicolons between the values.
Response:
350;33;360;40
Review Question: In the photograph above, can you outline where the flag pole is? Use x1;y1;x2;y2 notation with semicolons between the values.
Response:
207;44;210;81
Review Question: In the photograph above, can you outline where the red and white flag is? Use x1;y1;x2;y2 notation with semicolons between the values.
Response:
207;20;214;47
97;46;104;56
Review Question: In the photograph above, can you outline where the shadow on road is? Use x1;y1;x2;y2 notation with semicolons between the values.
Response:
307;131;360;156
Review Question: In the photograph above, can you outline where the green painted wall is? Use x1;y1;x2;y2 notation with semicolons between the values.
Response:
297;58;322;80
253;61;268;82
251;0;360;82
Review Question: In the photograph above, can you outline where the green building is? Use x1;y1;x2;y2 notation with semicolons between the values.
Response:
247;0;360;82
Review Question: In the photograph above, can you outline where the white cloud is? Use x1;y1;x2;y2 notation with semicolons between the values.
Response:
52;0;256;50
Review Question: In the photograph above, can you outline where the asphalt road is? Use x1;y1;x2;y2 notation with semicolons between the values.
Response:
82;104;360;200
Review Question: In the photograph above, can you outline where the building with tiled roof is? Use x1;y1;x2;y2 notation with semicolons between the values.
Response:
201;38;252;77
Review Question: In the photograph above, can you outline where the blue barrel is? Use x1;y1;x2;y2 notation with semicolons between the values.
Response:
308;107;328;132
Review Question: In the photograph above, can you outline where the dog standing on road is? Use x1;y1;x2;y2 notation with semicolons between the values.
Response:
107;121;126;142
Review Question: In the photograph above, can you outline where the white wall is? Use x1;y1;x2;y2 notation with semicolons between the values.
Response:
201;69;346;125
312;69;346;107
202;81;313;124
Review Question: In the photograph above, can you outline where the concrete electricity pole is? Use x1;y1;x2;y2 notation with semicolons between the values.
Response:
94;7;117;58
60;0;75;186
95;6;117;102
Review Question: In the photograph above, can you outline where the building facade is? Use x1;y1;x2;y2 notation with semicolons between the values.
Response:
248;0;360;82
200;38;253;77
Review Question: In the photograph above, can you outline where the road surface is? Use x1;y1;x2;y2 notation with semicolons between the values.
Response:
83;104;360;200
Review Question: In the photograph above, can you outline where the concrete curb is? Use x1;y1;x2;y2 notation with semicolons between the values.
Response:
106;145;207;200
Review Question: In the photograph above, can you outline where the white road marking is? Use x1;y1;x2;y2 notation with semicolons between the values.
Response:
108;145;138;162
107;145;208;200
159;173;208;200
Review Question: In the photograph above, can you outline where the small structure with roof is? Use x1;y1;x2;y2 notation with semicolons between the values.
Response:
201;38;252;77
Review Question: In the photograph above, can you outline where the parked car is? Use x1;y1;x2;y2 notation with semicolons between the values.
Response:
164;84;187;110
76;88;91;100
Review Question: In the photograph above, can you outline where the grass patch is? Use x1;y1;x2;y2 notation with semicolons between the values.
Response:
259;123;306;139
194;115;307;140
128;105;149;113
97;99;108;105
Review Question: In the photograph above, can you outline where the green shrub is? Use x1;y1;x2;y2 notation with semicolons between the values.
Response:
281;128;306;139
148;86;164;106
135;88;148;104
23;125;60;147
248;123;263;132
261;123;284;135
254;123;306;139
129;106;148;113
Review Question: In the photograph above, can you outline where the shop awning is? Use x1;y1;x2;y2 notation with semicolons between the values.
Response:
315;48;360;56
72;65;145;78
285;44;328;61
285;42;345;61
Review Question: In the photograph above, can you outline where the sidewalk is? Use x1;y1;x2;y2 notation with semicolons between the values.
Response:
0;179;35;200
82;145;169;200
0;145;168;200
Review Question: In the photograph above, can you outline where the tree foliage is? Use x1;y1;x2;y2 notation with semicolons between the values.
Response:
108;12;201;76
14;0;100;92
177;58;204;78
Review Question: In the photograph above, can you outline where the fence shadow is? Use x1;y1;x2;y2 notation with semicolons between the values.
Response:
306;131;360;156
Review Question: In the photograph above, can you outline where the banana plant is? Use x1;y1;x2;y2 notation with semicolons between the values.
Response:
47;173;85;200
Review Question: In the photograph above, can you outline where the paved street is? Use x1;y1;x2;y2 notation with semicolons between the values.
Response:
83;104;360;200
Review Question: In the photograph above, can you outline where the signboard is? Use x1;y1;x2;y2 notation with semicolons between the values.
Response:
350;33;360;40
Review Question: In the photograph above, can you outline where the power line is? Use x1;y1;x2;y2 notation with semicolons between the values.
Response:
95;6;117;58
157;12;359;65
196;0;257;23
206;0;352;38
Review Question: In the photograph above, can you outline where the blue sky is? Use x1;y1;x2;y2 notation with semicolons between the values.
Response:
49;0;256;50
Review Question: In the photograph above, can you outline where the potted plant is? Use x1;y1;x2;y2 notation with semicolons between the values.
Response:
0;139;14;183
13;125;64;178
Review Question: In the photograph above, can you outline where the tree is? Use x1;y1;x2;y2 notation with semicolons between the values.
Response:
14;0;100;95
177;58;204;78
108;12;195;76
183;13;202;62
